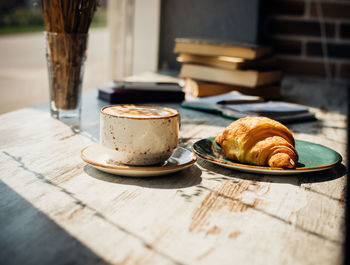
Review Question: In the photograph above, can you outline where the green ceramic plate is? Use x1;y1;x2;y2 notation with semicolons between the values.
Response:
193;138;342;175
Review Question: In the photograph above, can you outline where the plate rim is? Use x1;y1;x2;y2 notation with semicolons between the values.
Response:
192;137;342;172
81;144;197;172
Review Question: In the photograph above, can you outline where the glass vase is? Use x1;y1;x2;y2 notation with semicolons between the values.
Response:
45;32;88;119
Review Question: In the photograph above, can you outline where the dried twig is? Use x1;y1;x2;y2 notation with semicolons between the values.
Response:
41;0;98;109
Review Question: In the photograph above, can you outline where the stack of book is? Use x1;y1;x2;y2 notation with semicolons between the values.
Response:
174;38;282;100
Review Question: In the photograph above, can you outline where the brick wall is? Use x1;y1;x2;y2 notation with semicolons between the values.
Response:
262;0;350;80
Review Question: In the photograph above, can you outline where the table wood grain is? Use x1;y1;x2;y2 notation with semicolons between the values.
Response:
0;89;346;265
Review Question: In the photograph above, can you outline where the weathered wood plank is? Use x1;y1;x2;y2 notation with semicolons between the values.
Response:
0;101;346;265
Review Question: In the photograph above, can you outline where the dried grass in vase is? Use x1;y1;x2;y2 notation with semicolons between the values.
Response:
41;0;98;111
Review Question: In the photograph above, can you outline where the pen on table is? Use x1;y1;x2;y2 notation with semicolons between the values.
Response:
217;99;264;105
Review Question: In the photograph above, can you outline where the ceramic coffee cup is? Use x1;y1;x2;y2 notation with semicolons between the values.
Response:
100;104;180;166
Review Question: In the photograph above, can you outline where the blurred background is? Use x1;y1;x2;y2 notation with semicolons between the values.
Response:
0;0;108;114
0;0;349;114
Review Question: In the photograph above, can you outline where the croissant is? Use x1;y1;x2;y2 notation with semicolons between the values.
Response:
215;116;298;168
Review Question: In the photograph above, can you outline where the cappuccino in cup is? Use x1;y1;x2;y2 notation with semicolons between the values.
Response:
100;105;180;166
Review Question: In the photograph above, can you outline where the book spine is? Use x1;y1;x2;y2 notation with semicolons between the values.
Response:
179;64;259;87
256;71;282;86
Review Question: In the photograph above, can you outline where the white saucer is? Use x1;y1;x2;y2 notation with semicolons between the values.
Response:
81;144;197;177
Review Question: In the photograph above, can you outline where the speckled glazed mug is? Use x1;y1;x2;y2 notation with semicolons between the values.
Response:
100;104;180;166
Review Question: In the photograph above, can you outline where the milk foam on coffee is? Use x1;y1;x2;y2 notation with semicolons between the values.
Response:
102;105;174;118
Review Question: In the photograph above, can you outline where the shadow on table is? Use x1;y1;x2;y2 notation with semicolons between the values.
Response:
0;181;109;265
263;163;346;185
198;158;346;185
84;164;202;189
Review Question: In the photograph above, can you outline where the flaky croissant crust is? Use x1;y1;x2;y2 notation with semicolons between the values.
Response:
215;117;298;168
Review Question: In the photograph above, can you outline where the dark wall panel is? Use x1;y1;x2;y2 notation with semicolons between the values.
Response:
158;0;261;70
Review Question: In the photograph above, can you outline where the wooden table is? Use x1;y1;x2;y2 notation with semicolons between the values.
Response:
0;87;347;265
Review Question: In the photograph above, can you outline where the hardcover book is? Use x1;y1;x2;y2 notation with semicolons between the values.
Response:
98;82;185;103
174;38;272;59
184;78;281;100
177;53;277;71
179;64;282;88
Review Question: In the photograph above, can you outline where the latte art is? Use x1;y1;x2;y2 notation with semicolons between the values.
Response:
102;105;176;118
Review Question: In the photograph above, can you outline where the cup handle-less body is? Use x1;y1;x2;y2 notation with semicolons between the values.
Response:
100;107;180;166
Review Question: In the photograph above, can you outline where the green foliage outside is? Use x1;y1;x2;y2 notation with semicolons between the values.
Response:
0;8;107;35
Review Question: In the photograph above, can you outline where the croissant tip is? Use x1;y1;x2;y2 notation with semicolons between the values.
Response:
268;155;296;169
215;135;222;145
289;159;295;168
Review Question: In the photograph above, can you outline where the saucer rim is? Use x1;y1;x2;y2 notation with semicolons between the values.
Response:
81;144;197;171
